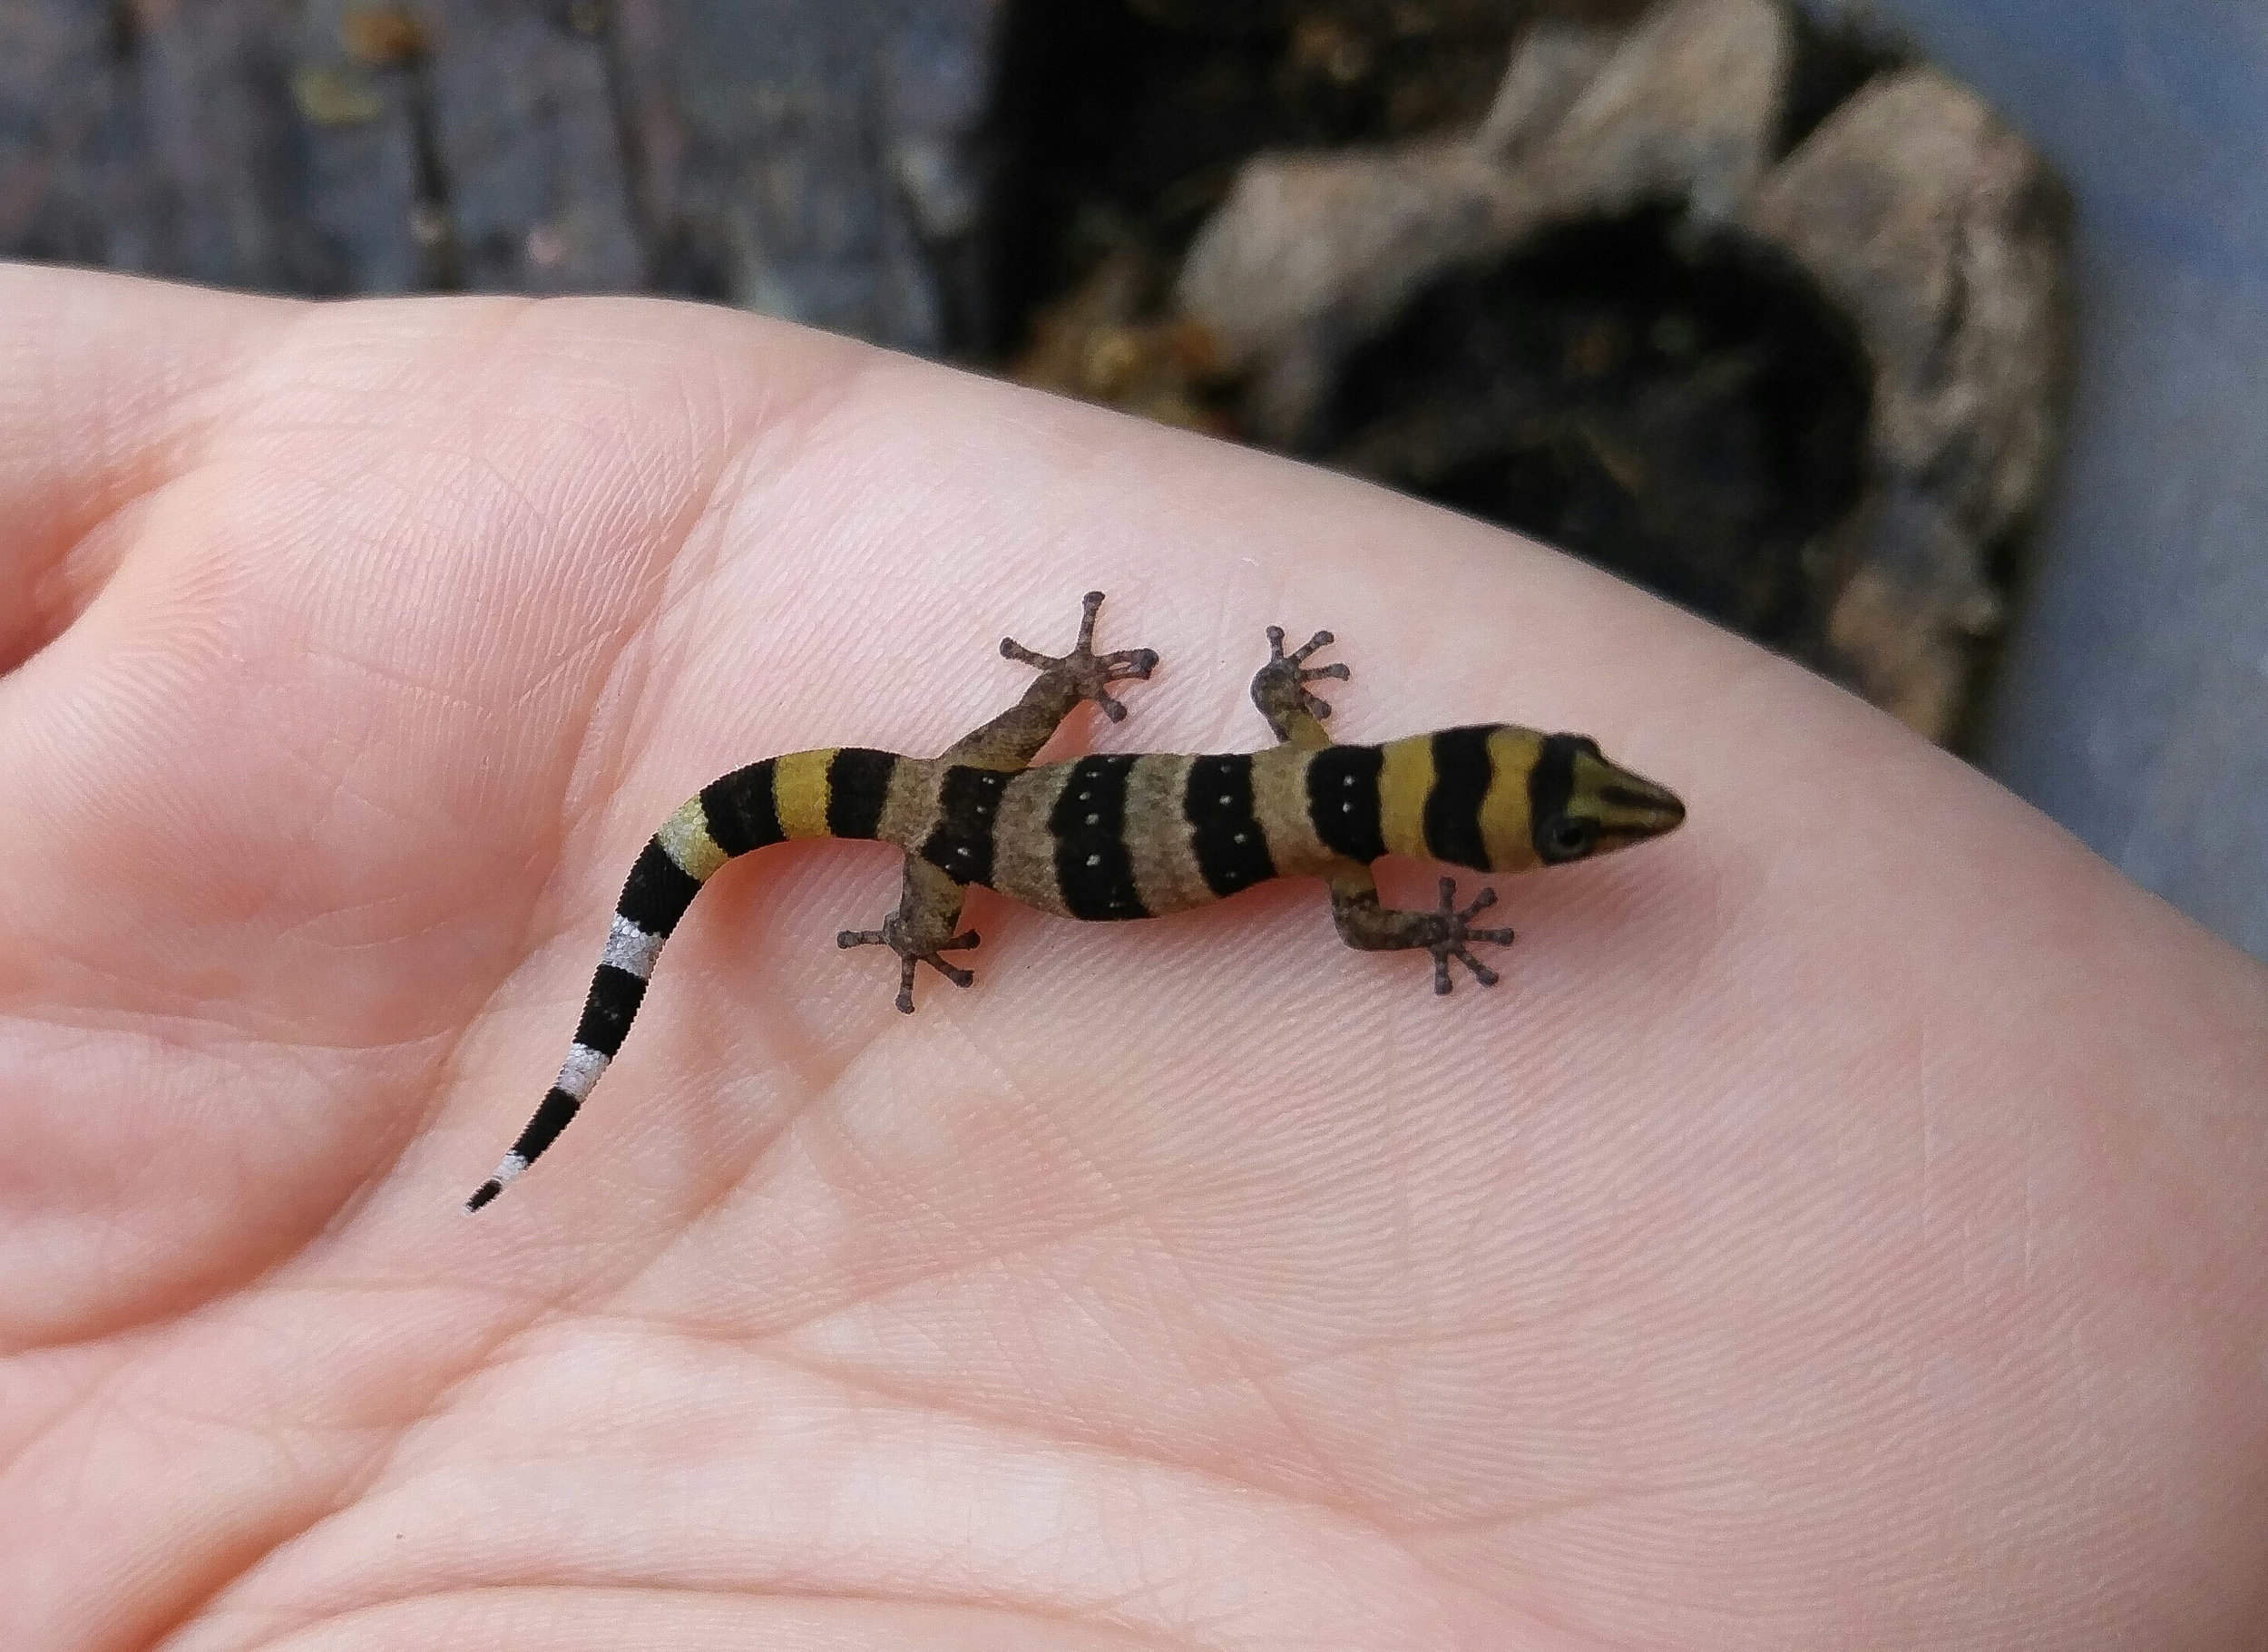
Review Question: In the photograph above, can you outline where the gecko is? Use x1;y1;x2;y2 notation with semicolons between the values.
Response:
466;591;1685;1211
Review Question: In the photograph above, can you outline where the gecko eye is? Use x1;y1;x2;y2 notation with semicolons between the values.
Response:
1544;816;1598;861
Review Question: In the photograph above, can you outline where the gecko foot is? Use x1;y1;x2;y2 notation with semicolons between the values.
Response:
837;920;981;1013
1421;878;1517;995
1001;591;1160;723
1251;625;1353;738
1261;625;1352;715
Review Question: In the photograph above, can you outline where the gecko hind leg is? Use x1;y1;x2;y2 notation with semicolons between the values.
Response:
837;919;981;1014
999;590;1161;724
838;855;982;1013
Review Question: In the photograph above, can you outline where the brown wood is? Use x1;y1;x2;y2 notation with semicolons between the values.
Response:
0;0;993;333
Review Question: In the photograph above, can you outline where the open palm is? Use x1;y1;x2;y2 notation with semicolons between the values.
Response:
4;267;2263;1652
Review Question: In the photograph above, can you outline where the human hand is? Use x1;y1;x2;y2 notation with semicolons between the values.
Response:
4;266;2263;1650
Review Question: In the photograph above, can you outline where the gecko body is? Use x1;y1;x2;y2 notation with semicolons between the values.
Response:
467;593;1684;1210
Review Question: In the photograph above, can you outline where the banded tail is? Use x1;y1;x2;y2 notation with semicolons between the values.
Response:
464;747;896;1211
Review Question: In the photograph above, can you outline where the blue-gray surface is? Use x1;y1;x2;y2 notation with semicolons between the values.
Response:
1818;0;2268;958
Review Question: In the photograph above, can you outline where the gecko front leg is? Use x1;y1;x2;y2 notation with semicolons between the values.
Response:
1331;873;1517;994
1252;622;1516;994
1250;625;1351;748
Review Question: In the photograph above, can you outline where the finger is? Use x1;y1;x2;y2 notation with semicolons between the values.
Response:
0;278;874;1348
0;266;288;673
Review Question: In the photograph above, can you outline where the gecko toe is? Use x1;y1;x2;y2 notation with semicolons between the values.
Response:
1455;948;1501;988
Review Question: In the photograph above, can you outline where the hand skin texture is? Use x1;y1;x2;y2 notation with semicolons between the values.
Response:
0;264;2263;1652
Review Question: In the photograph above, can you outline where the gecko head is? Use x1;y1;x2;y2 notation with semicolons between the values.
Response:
1480;728;1686;872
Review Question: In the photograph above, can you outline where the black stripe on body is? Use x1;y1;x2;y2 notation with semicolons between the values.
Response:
1423;726;1494;870
573;963;650;1056
509;1086;582;1166
826;748;896;839
618;839;704;935
699;758;782;856
921;765;1009;886
1306;743;1386;863
1185;753;1276;898
1051;754;1149;920
1529;732;1586;864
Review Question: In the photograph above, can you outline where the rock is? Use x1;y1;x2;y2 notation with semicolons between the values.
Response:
1177;0;1794;439
1536;0;1789;221
1177;139;1535;372
1176;139;1540;440
1161;5;2069;746
1749;66;2068;737
1824;484;2005;738
1475;19;1624;161
1748;67;2070;545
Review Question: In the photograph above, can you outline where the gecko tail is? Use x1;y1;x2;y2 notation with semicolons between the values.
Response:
460;832;696;1213
462;1074;588;1213
464;1144;533;1211
461;748;877;1212
464;1174;509;1213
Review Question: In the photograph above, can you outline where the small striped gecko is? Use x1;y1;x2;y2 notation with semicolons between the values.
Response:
467;593;1685;1210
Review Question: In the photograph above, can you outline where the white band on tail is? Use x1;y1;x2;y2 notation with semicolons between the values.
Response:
602;913;664;980
556;1042;611;1100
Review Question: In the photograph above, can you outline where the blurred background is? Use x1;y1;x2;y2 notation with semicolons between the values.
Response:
3;0;2263;960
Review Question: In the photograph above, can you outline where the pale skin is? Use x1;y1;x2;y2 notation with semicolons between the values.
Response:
1;265;2263;1652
